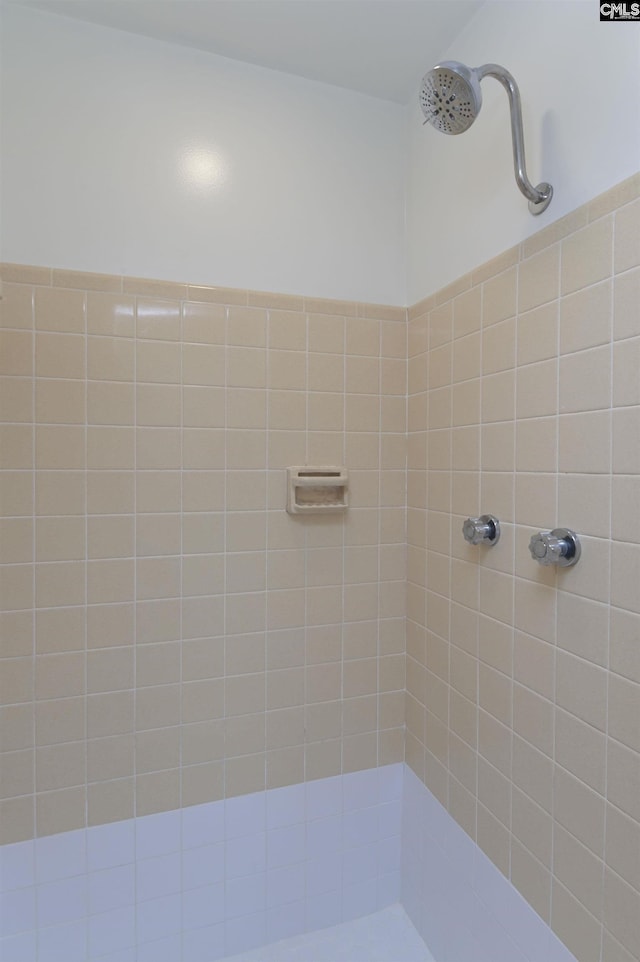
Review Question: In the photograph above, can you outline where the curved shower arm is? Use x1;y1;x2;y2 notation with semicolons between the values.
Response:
476;63;552;213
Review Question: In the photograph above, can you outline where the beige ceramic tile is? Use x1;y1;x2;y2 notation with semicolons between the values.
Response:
36;332;86;379
182;761;224;805
613;336;640;407
558;473;611;541
453;286;481;339
187;284;246;306
88;779;134;825
0;703;33;753
610;540;640;615
513;683;553;758
182;301;226;344
88;335;133;381
614;267;640;341
249;290;304;312
1;263;52;285
137;339;181;384
304;296;356;317
0;283;33;329
88;426;135;470
517;359;558;420
136;769;180;816
136;299;181;340
25;381;65;437
482;317;516;375
0;609;33;657
225;753;265;796
88;471;134;514
437;273;472;308
346;317;380;357
481;370;515;423
554;766;605;858
522;206;588;260
560;279;612;354
0;377;33;422
428;302;452;349
511;838;551;923
35;562;85;610
588;174;640;220
518;245;559;313
86;292;135;337
556;651;607;731
555;707;606;794
607;737;640;823
36;517;85;562
136;384;181;426
559;345;611;414
551;880;602;962
557;591;609;667
86;603;134;650
36;741;86;793
602;930;638;962
87;381;133;425
612;407;640;475
610;608;640;685
562;215;613;296
226;346;265;388
482;266;517;327
0;423;33;468
52;269;121;293
36;786;86;837
608;674;640;753
35;287;84;333
605;803;640;892
517;302;558;366
87;693;133;744
559;410;611;475
512;785;552;867
123;276;187;300
615;199;640;274
603;867;640;961
513;734;553;814
472;246;520;286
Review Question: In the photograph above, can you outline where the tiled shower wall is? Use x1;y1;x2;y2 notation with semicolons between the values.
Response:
0;266;406;843
1;173;639;962
406;175;640;962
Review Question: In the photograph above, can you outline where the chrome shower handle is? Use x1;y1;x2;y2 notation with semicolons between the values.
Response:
462;514;500;546
528;528;581;567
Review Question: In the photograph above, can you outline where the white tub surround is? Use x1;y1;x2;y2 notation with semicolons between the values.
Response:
1;764;582;962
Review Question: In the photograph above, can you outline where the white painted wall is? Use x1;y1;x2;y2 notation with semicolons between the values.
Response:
407;1;640;303
0;4;406;304
4;3;639;307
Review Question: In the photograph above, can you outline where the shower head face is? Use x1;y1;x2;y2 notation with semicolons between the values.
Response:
419;61;482;135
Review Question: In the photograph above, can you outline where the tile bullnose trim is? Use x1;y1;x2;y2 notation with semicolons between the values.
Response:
408;170;640;311
0;262;407;321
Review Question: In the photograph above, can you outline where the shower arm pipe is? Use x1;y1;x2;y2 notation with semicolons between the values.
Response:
476;63;553;214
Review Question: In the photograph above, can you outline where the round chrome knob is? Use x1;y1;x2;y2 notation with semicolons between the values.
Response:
528;528;580;567
462;515;500;546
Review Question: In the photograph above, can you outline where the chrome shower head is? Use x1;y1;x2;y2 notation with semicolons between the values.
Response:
419;61;482;135
419;60;553;215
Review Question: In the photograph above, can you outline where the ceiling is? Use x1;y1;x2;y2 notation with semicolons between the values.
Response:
12;0;484;104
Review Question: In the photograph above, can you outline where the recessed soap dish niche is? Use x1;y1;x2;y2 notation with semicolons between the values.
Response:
286;466;349;515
